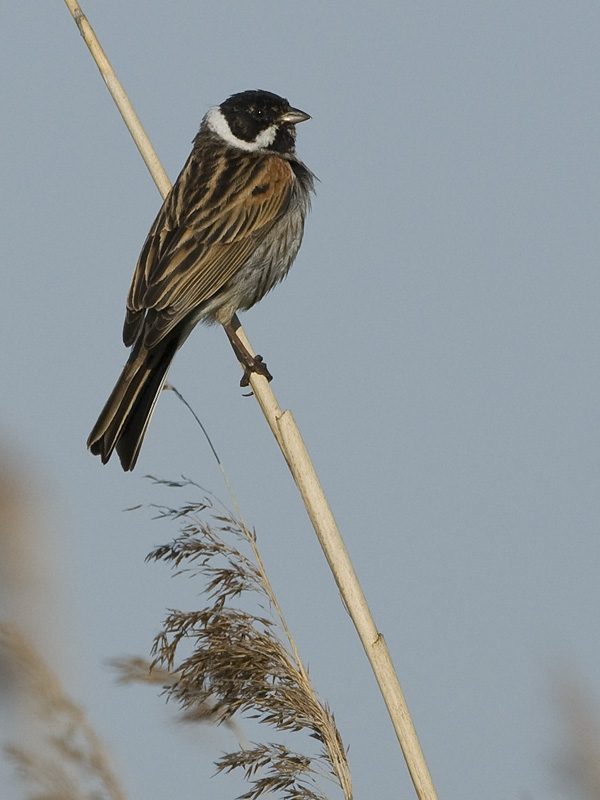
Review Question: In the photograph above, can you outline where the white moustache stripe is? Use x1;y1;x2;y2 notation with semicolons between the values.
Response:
205;107;277;151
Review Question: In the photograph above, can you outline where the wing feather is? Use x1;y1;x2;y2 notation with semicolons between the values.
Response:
123;149;293;347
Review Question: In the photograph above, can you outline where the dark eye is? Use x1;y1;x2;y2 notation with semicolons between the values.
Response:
255;108;264;118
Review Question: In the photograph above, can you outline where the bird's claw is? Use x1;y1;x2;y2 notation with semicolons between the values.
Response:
239;355;273;388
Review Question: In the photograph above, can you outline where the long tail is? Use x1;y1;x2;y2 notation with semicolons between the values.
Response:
87;333;183;471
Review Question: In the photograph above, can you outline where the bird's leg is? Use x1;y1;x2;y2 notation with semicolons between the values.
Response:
223;321;273;387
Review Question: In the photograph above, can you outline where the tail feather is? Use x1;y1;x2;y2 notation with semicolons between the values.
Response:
88;334;182;471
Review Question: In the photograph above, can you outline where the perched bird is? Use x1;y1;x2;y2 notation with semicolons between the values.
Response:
88;89;315;471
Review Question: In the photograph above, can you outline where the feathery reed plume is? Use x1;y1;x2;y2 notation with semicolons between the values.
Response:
1;624;126;800
144;479;353;800
111;655;177;687
110;654;237;728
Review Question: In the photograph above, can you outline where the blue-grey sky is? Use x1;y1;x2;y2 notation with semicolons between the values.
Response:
2;2;600;799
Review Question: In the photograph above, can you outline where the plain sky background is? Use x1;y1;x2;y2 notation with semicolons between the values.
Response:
2;2;600;798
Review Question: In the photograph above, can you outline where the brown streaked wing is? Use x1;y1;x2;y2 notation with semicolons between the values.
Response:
125;184;181;320
131;156;294;347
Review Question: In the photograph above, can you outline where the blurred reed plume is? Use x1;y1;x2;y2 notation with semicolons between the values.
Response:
0;453;61;668
130;477;353;800
554;674;600;800
0;624;126;800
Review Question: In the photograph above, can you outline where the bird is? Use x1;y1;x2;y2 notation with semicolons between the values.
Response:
87;89;315;471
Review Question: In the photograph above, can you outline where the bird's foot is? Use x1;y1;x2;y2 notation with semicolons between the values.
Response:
240;355;273;388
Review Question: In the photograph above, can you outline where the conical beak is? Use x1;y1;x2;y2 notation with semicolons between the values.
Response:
279;107;311;125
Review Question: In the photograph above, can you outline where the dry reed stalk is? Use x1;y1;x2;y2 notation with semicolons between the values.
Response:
62;3;439;798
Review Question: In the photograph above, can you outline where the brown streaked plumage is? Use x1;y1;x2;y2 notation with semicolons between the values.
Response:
87;90;315;471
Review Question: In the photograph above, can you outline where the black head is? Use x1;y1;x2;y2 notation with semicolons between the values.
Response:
206;89;310;154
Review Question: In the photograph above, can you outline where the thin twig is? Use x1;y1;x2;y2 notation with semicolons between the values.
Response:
63;4;438;798
164;382;245;521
